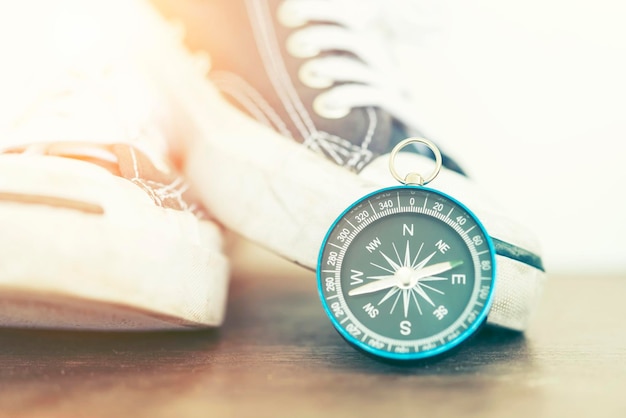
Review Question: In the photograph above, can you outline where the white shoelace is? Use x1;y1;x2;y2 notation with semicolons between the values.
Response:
277;0;437;131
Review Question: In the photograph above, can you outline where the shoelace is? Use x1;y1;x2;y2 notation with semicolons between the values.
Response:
278;0;433;131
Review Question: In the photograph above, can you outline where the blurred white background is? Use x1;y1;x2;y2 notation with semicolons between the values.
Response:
401;0;626;275
1;0;623;276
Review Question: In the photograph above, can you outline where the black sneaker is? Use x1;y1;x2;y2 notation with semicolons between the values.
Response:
149;0;546;331
153;0;466;173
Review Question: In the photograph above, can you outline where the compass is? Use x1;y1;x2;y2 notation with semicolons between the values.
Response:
317;138;496;361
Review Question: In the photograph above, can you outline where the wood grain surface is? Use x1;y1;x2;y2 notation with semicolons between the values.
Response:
0;243;624;418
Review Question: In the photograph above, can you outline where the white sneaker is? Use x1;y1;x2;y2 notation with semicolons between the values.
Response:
148;0;546;331
0;1;229;330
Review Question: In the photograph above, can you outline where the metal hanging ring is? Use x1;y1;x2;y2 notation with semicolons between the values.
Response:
389;137;443;186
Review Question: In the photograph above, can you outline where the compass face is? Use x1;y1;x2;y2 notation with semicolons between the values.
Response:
317;186;496;360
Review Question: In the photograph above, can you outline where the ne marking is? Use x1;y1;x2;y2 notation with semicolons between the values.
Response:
346;220;356;229
369;200;376;213
326;294;339;300
397;192;401;208
340;317;350;324
477;250;489;255
447;208;454;217
321;269;336;273
329;243;343;250
422;197;428;209
465;225;476;233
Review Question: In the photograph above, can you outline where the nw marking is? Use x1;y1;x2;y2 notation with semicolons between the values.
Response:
366;237;382;253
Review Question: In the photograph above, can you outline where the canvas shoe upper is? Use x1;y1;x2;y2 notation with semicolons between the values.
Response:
0;0;229;330
153;0;466;175
147;0;546;331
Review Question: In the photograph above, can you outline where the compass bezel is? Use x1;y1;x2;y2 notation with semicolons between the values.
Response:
316;185;497;361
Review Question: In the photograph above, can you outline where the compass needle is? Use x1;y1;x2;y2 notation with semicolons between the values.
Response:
367;274;396;280
348;276;400;296
419;276;449;282
413;260;463;281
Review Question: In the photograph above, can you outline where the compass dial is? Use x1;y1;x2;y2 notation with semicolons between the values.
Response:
317;186;496;361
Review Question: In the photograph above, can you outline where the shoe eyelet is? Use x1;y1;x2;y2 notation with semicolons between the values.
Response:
298;60;332;89
313;94;351;119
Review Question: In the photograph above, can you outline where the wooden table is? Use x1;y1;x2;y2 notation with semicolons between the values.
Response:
1;243;624;418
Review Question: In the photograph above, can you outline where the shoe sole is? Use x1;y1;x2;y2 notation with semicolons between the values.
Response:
0;155;228;330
